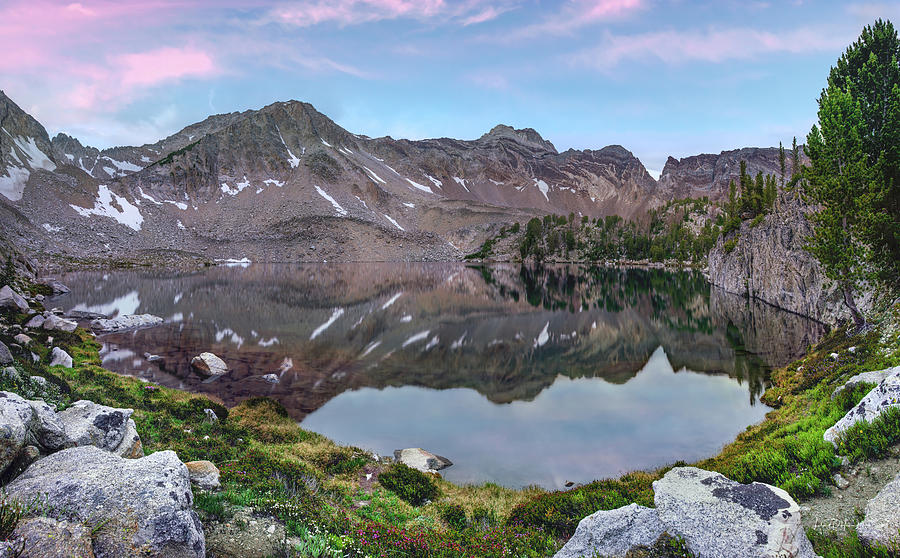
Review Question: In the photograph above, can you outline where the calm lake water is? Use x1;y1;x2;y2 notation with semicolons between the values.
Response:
55;263;825;488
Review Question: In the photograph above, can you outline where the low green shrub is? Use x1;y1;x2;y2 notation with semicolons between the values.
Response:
722;238;738;254
377;464;440;506
807;527;900;557
838;406;900;462
440;502;468;530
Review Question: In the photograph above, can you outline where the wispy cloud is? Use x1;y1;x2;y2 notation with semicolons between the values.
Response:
498;0;645;41
267;0;513;27
567;25;855;70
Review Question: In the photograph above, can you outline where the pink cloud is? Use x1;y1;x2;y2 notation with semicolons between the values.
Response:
117;47;217;87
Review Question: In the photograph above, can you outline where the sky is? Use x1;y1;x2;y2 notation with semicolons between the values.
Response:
3;1;899;176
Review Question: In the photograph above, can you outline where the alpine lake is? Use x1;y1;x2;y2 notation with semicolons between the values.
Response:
54;263;826;490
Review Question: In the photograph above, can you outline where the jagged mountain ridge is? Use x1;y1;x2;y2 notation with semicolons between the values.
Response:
0;90;797;262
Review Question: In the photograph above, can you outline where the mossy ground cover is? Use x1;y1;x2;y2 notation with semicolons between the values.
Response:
2;298;899;556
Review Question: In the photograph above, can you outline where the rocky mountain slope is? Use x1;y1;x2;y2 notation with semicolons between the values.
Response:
0;89;797;264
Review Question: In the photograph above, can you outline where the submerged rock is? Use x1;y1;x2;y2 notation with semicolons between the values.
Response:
857;471;900;547
824;367;900;447
553;503;664;558
91;313;163;333
394;448;453;473
191;352;228;377
5;446;205;558
652;467;818;558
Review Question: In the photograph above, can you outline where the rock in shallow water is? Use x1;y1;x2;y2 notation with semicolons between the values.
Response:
554;503;665;558
5;446;205;558
393;448;453;473
191;352;228;377
91;313;163;333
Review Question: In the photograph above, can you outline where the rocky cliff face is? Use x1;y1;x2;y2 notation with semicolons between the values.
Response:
707;193;871;324
657;147;805;201
0;90;59;202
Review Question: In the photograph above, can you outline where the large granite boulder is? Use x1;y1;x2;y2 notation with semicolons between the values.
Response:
191;352;228;377
0;392;38;475
5;446;205;558
554;503;665;558
57;400;143;458
824;367;900;447
26;398;68;451
0;285;29;313
2;516;94;557
857;471;900;547
394;447;453;473
91;314;163;333
652;467;818;558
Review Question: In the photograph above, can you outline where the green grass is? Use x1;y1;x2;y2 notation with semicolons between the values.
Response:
807;528;900;558
837;406;900;462
377;463;441;506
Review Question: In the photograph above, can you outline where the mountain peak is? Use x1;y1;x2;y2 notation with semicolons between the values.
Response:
479;124;557;154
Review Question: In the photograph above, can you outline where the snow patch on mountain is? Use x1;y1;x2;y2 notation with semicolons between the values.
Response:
70;184;144;231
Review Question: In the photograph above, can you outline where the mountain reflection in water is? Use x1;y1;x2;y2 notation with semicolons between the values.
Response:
58;263;826;488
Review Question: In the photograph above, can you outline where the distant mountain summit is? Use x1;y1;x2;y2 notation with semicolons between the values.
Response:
0;91;792;263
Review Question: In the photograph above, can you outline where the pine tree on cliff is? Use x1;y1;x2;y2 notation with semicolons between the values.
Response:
805;19;900;328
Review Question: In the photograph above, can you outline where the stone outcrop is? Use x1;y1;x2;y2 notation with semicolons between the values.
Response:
857;471;900;547
831;366;898;399
553;467;818;558
90;313;164;333
554;503;665;558
708;195;870;324
394;447;453;473
0;285;29;313
57;400;144;458
824;367;900;447
191;352;228;376
6;446;205;558
1;516;94;558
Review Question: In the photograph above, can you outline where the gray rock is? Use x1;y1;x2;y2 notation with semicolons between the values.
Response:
0;392;38;475
394;448;453;473
5;516;94;558
0;285;29;313
652;467;818;558
553;503;665;558
115;417;144;459
262;373;279;384
66;309;109;321
1;367;20;382
26;399;68;451
13;333;31;346
49;347;73;368
0;341;11;365
42;314;78;333
5;446;205;558
832;366;899;399
39;279;70;295
203;408;219;423
185;460;220;490
91;314;163;333
191;352;228;377
857;471;900;547
24;314;44;329
825;367;900;447
57;400;138;453
833;473;850;490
